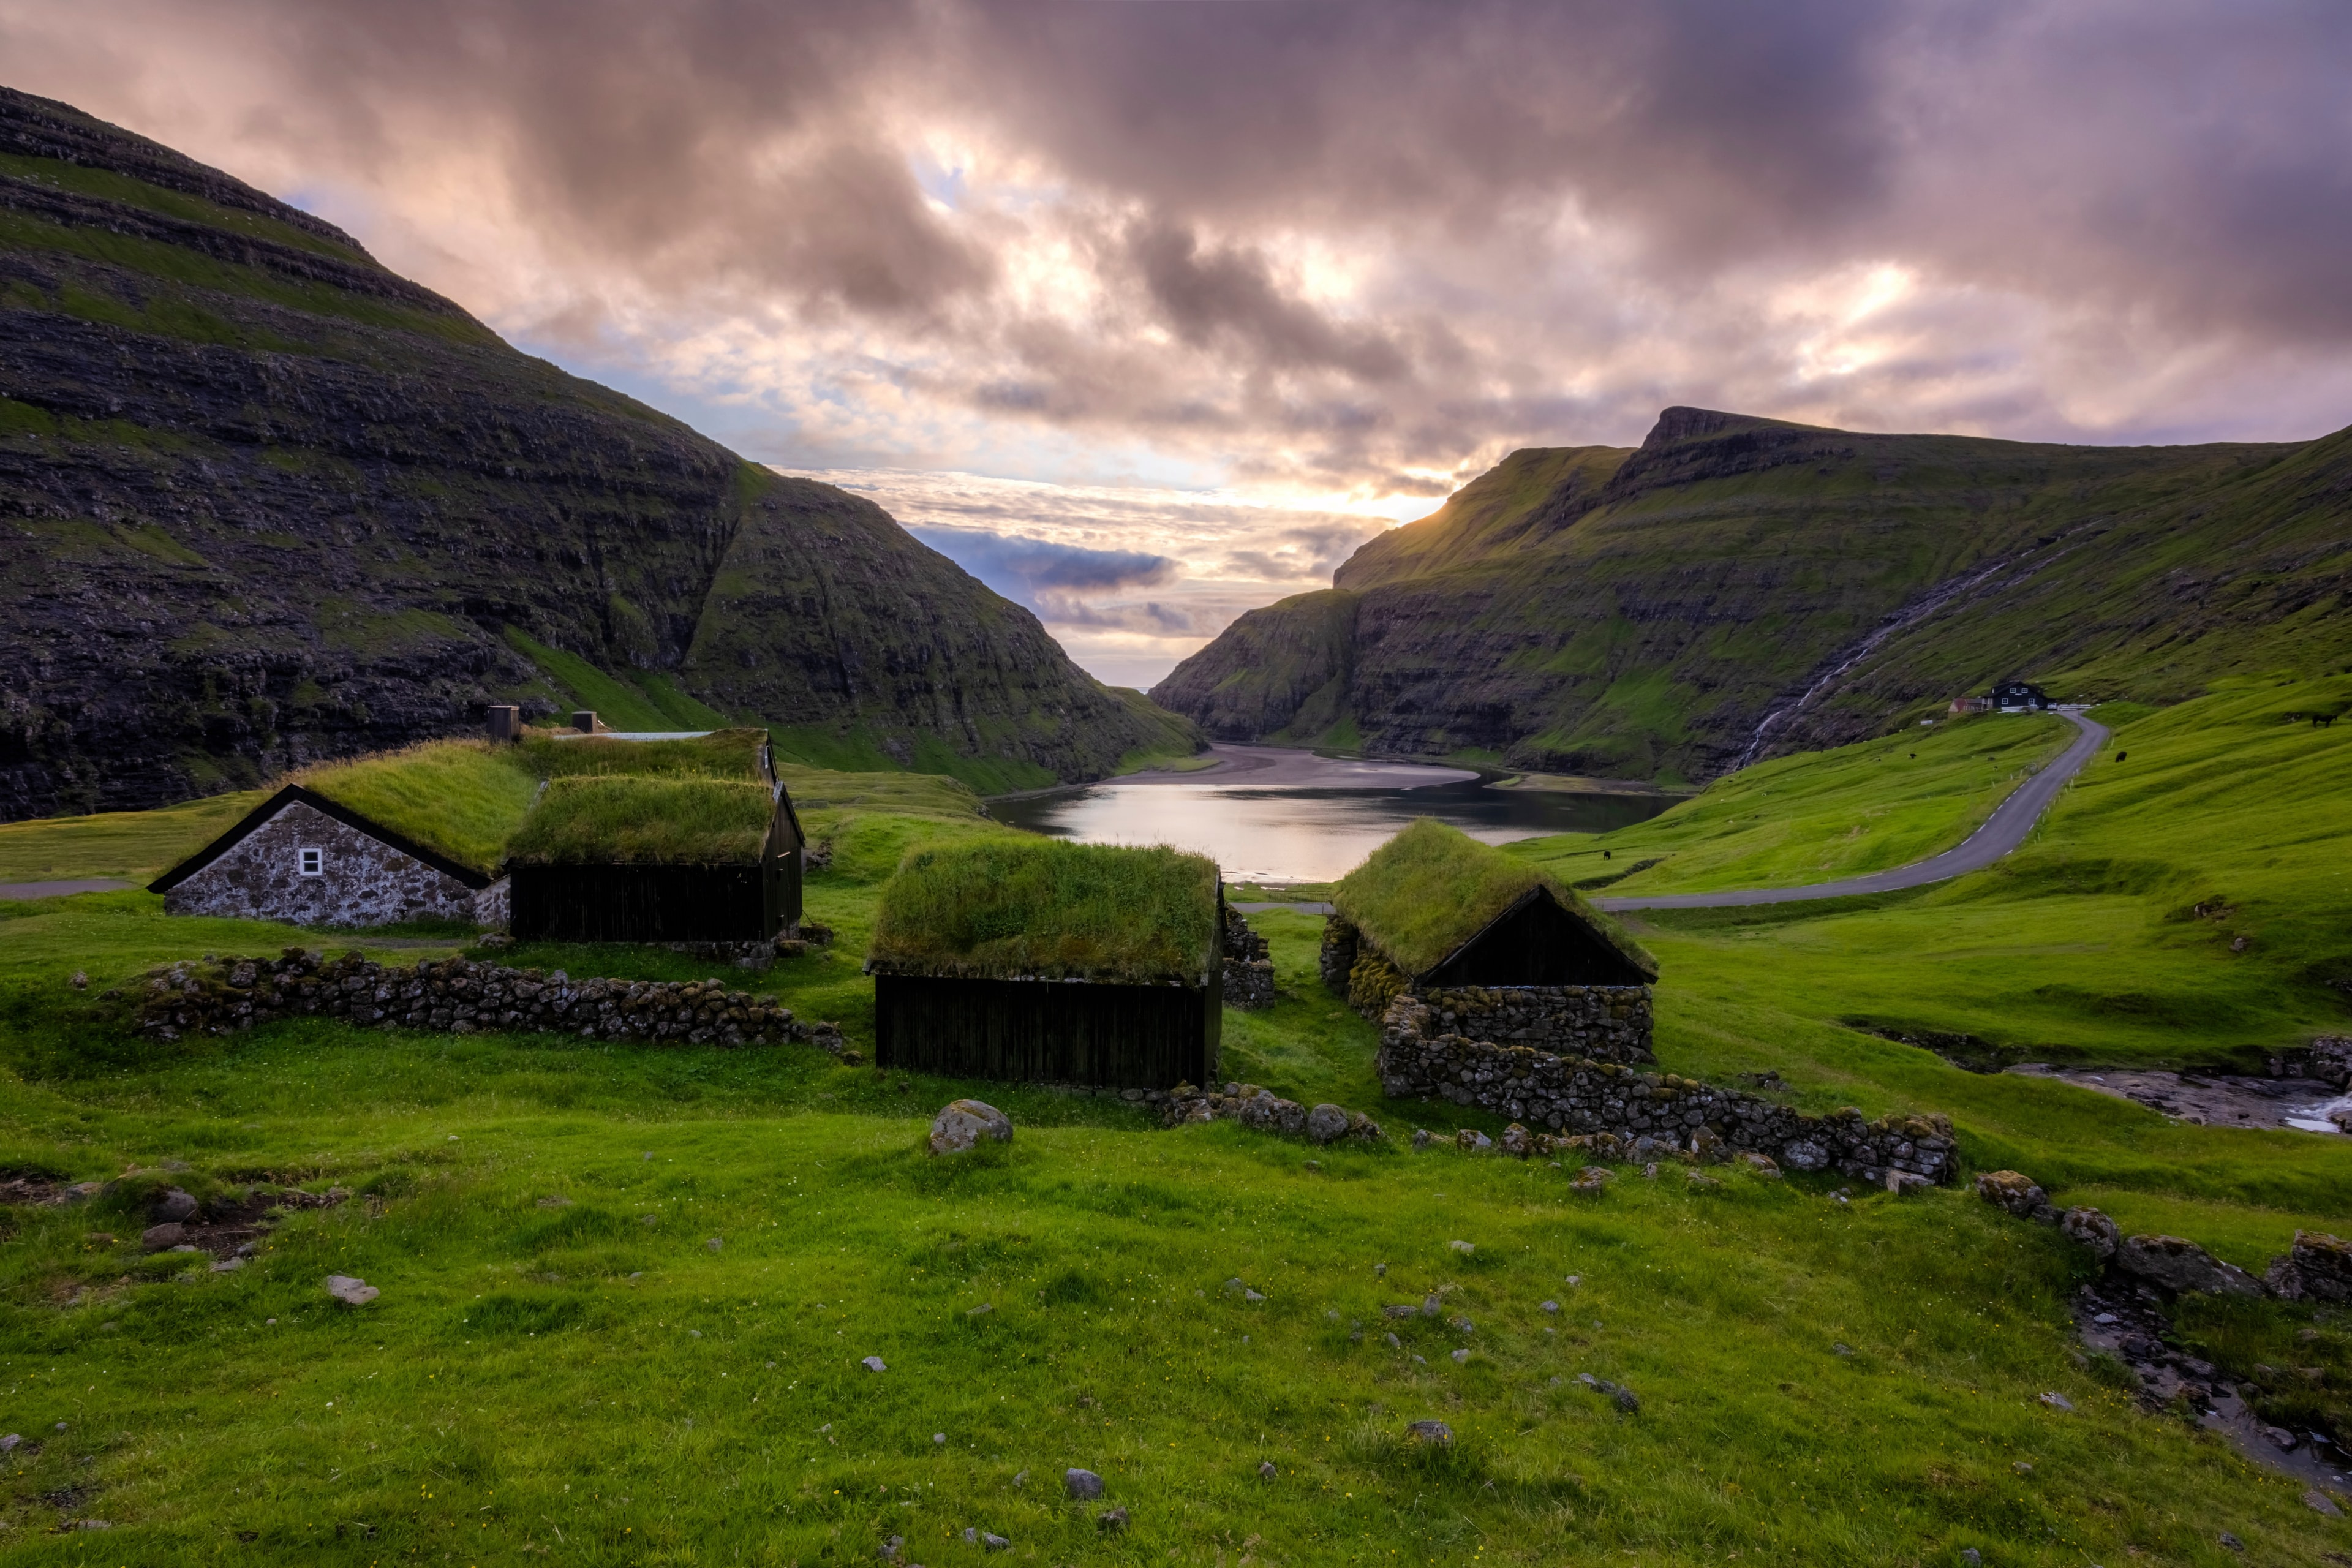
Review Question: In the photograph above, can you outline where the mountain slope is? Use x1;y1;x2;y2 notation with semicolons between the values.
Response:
1153;407;2342;782
0;85;1191;818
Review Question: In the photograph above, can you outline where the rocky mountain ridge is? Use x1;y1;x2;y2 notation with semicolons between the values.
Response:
1154;407;2351;782
0;85;1193;818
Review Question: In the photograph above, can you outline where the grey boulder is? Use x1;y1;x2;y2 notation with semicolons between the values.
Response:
2115;1234;2263;1297
1404;1419;1453;1446
1306;1104;1351;1145
929;1101;1013;1155
1065;1468;1104;1500
326;1274;379;1306
151;1188;198;1223
2060;1206;2120;1261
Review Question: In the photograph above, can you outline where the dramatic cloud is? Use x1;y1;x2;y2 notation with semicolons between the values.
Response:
5;0;2349;680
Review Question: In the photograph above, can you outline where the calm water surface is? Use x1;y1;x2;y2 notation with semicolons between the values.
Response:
989;745;1677;883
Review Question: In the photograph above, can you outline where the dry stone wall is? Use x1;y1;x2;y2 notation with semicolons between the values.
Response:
1419;984;1653;1065
1378;995;1956;1186
129;949;846;1055
162;802;481;927
1222;907;1275;1010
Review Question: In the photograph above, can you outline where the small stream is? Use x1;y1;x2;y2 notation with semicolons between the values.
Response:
990;745;1676;883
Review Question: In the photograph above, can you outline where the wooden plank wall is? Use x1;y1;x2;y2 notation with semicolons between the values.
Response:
875;973;1221;1089
510;864;772;942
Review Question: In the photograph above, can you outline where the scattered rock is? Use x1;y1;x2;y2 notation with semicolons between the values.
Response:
2115;1234;2263;1297
967;1303;993;1317
1065;1468;1104;1500
1973;1170;2048;1218
2218;1531;2243;1551
881;1534;904;1560
1455;1129;1493;1153
2263;1425;2299;1451
1411;1129;1433;1150
140;1223;186;1251
210;1257;243;1273
1540;1300;1559;1314
1885;1170;1933;1196
1098;1507;1129;1532
1306;1104;1352;1144
2263;1231;2352;1302
69;971;86;990
1833;1343;1855;1357
2304;1490;2344;1517
1569;1167;1612;1195
862;1356;887;1372
2037;1392;2073;1412
0;1435;17;1453
326;1275;379;1306
705;1237;723;1253
1687;1170;1722;1189
1245;1289;1265;1303
1257;1461;1276;1479
1735;1151;1781;1178
2012;1461;2032;1476
933;1433;946;1446
1499;1123;1536;1158
1450;1349;1470;1364
1449;1240;1475;1256
981;1531;1009;1550
1012;1471;1027;1488
929;1100;1013;1155
151;1188;198;1223
2060;1205;2120;1261
1958;1550;1981;1567
1404;1420;1453;1446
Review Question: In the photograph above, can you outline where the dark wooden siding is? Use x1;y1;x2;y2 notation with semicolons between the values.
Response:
511;864;775;943
875;971;1221;1089
1422;891;1651;987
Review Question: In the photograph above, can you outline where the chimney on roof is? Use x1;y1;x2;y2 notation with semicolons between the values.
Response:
571;710;606;734
486;705;523;742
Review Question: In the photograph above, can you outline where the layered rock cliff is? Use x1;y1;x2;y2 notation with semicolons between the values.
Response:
1155;407;2348;782
0;85;1193;817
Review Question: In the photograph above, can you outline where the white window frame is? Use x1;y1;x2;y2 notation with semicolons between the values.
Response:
297;846;325;877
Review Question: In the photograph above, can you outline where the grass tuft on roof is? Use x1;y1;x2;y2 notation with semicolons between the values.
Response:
505;777;777;866
516;727;770;782
1333;817;1657;981
868;838;1220;985
295;740;538;878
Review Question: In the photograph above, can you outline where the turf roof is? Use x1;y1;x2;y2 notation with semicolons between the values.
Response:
517;728;770;782
503;777;779;866
295;740;539;878
1333;817;1657;981
867;838;1220;985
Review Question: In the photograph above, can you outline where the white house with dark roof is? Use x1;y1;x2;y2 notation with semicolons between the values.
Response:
148;786;507;928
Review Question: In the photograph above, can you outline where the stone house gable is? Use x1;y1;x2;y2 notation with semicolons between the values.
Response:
149;785;499;928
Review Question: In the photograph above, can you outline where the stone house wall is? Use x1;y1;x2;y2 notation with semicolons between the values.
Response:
161;801;480;927
1417;984;1654;1065
1319;917;1359;992
1377;995;1956;1186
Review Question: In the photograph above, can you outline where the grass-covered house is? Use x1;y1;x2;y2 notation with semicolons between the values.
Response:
1325;818;1657;1060
865;839;1223;1088
505;730;805;943
148;741;537;928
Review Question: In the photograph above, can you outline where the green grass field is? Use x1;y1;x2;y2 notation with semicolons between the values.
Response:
1;683;2350;1560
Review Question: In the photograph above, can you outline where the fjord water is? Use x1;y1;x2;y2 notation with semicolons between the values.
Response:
989;745;1675;883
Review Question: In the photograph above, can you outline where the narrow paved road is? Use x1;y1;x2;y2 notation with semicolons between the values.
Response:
1592;708;2108;911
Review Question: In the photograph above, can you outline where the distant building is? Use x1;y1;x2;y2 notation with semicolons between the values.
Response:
149;786;505;928
1948;696;1992;715
1992;680;2052;712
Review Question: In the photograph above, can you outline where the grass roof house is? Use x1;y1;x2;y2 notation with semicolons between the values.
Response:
148;741;535;929
865;839;1223;1088
1327;819;1657;1063
505;749;805;944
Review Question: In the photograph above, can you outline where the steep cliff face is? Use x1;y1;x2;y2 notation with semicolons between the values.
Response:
1155;408;2342;782
0;86;1191;817
683;477;1197;792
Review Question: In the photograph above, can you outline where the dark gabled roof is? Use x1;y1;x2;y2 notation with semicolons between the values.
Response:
148;784;497;893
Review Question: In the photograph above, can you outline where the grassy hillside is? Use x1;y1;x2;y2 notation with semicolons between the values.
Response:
3;687;2351;1558
1510;711;2076;895
1153;407;2347;783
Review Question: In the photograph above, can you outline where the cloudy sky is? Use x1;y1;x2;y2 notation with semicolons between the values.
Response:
7;1;2350;684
